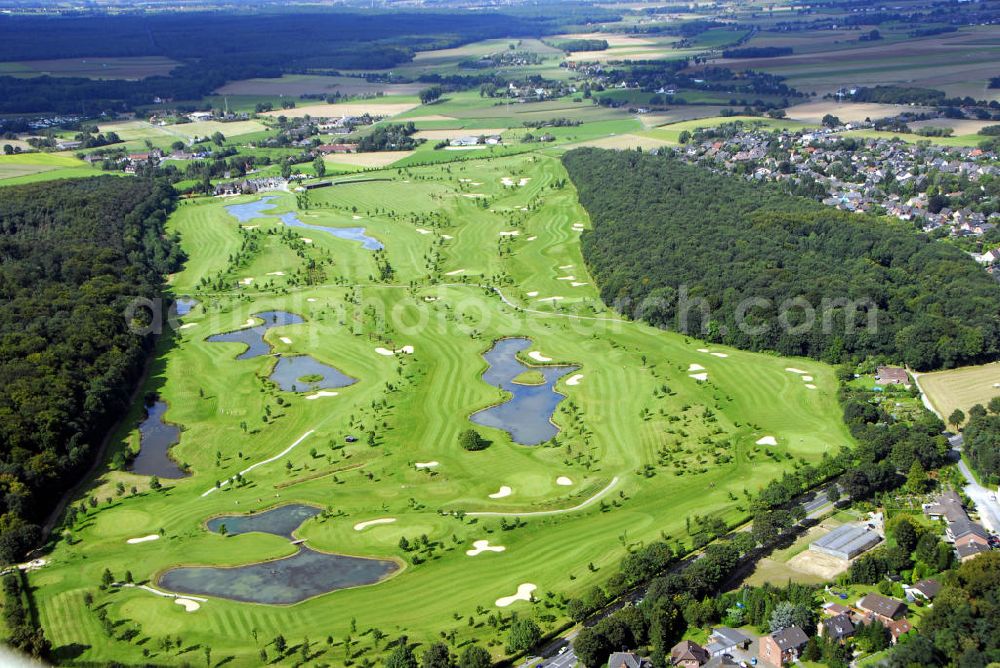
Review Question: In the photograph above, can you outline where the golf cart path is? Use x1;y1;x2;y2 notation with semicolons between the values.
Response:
467;476;619;517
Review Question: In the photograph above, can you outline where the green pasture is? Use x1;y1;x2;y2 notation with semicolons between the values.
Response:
32;152;852;666
0;152;101;186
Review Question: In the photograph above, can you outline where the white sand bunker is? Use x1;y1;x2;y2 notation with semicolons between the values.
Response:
566;374;583;386
352;215;363;220
241;225;258;230
537;296;564;302
354;518;396;531
519;178;531;186
416;228;432;235
711;352;729;358
499;230;520;237
805;384;817;390
280;337;292;344
462;193;485;198
301;237;313;243
697;348;710;353
126;534;160;544
496;583;536;607
174;598;200;612
528;351;552;362
572;224;585;232
689;373;709;382
756;436;778;446
467;540;506;556
489;485;512;499
444;269;465;276
307;298;317;302
557;275;575;281
501;177;515;186
688;363;705;372
526;236;537;241
559;264;574;269
179;323;197;330
802;375;814;382
266;271;285;276
305;391;338;400
242;318;256;328
556;476;573;486
571;282;588;287
415;461;439;469
526;291;539;297
785;367;807;374
441;234;454;239
239;277;254;285
375;345;415;356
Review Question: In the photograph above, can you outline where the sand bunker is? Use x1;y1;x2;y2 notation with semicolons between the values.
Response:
526;291;539;297
710;352;729;358
572;224;585;231
501;177;514;186
559;265;574;269
556;476;573;486
519;178;531;186
689;373;709;382
805;384;817;390
305;391;338;400
785;368;807;374
802;375;813;382
415;461;439;469
571;282;588;287
537;296;564;302
526;236;537;241
301;238;312;243
697;348;710;353
239;277;254;285
528;351;552;362
566;374;583;386
444;269;465;276
557;275;575;281
242;318;256;328
489;485;513;499
179;323;197;330
688;363;705;372
756;436;778;446
375;345;414;356
499;230;520;236
126;534;160;544
416;228;432;235
496;583;536;607
307;298;317;302
280;337;292;344
354;518;396;531
441;234;454;239
174;598;200;612
266;271;285;276
462;193;485;198
467;540;506;556
352;215;363;220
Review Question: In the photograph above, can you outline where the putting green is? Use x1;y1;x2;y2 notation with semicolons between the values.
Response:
33;152;852;665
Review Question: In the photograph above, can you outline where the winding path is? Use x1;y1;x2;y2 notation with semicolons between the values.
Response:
201;430;314;497
467;476;619;517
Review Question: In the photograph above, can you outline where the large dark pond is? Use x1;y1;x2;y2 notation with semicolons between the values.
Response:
224;196;382;250
207;310;304;360
469;338;577;446
158;504;399;604
131;400;186;479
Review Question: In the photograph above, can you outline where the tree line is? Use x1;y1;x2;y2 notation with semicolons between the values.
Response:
0;176;184;564
563;148;1000;370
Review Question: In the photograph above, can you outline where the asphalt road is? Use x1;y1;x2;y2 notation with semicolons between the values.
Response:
952;439;1000;534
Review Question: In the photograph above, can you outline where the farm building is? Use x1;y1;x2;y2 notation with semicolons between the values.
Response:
809;524;881;560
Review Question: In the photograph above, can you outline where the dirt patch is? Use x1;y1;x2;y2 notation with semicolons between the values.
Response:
786;549;849;580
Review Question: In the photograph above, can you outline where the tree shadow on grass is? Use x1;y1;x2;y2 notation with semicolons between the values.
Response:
52;643;89;662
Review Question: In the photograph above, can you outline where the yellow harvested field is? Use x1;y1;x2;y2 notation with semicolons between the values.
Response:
555;32;657;48
413;128;508;140
909;118;997;134
262;102;418;119
404;115;459;122
323;150;414;168
565;48;686;63
175;120;267;139
917;362;1000;423
568;133;674;150
784;101;931;124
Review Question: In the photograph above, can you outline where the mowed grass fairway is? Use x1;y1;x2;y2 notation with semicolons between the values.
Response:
33;152;852;665
917;363;1000;423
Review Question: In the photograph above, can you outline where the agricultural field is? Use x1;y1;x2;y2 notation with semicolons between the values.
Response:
0;55;180;79
915;363;1000;424
215;75;425;98
0;152;100;185
32;151;853;666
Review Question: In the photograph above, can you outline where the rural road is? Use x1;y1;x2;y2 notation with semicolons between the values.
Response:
951;436;1000;534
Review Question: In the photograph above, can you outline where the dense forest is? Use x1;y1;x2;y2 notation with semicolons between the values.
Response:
0;9;609;115
0;177;183;563
563;149;1000;371
960;404;1000;484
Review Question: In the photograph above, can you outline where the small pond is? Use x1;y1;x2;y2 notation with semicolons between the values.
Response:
207;310;304;360
206;504;322;540
469;337;578;446
131;400;186;479
159;504;399;604
174;297;198;317
269;355;356;393
223;196;382;250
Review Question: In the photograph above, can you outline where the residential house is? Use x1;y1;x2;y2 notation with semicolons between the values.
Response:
886;618;912;644
909;578;941;602
819;613;855;643
758;626;809;666
608;652;644;668
948;518;990;548
670;640;709;667
705;627;752;657
875;366;909;386
924;491;967;523
858;594;907;623
956;541;991;562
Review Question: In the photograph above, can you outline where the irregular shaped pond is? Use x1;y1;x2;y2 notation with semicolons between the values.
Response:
159;504;399;604
131;400;186;479
269;355;357;393
206;504;322;540
158;547;398;605
207;310;304;360
470;338;577;446
223;196;383;250
174;297;198;316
